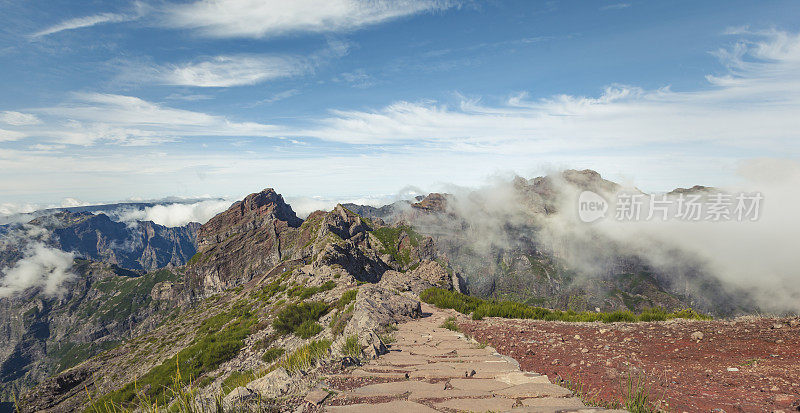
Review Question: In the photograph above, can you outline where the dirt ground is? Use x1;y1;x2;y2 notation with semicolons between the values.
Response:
458;315;800;412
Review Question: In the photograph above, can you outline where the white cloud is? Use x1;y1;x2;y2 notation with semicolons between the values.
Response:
31;13;132;38
160;55;311;87
162;0;457;39
114;200;232;226
0;243;75;298
1;111;41;126
31;93;284;145
600;3;631;10
300;30;800;154
0;129;26;142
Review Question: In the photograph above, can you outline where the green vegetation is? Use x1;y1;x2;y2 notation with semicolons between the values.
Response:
376;324;397;346
370;225;422;269
51;340;121;373
251;278;287;302
341;335;362;358
336;289;357;309
90;270;178;324
420;287;710;323
186;251;203;266
440;316;459;332
295;320;323;339
95;302;257;407
221;370;256;395
261;347;285;363
559;375;622;409
624;373;659;413
287;280;336;299
273;301;329;336
281;339;332;373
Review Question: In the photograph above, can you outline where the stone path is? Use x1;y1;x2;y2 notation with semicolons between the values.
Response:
322;304;625;412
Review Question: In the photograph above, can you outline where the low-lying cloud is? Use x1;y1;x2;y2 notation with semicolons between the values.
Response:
113;199;232;227
0;243;75;298
413;160;800;314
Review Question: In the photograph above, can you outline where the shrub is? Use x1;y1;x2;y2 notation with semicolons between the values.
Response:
261;347;285;363
440;316;459;332
273;301;329;335
341;335;362;358
287;280;337;299
252;279;286;301
281;339;332;373
295;320;323;339
421;287;710;323
337;289;357;309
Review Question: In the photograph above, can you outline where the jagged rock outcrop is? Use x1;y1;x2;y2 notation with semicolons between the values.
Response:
410;193;451;213
379;260;453;294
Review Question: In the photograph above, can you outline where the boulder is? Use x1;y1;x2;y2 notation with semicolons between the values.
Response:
247;367;292;398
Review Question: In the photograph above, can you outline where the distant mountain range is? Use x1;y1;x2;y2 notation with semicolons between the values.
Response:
0;170;757;410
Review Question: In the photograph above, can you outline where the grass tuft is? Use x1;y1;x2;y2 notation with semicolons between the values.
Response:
341;335;362;359
281;339;332;373
440;316;460;332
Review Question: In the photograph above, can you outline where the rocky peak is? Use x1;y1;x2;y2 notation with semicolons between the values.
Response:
561;169;619;193
410;193;451;213
319;205;372;241
198;188;300;246
668;185;715;196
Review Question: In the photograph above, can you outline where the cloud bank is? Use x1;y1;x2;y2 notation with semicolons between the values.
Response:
112;199;232;227
0;243;75;298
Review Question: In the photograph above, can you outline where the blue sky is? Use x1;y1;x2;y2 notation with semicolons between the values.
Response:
1;0;799;211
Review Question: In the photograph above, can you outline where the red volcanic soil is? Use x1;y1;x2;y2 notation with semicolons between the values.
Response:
458;316;800;412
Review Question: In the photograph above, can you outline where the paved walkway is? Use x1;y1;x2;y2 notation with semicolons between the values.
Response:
323;304;624;412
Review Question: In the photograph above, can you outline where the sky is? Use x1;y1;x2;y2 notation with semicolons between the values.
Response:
0;0;799;210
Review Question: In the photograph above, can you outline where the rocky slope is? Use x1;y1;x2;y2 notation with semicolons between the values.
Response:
15;188;456;412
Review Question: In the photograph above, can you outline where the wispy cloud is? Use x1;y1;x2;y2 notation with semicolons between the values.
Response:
255;89;301;105
1;111;41;126
600;3;631;10
335;69;376;88
159;55;312;87
31;12;133;38
119;41;348;88
298;30;800;156
27;93;285;145
0;129;26;142
161;0;458;39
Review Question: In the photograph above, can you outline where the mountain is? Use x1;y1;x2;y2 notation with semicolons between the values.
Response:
14;188;455;412
1;211;199;272
0;261;184;405
3;175;755;411
354;170;752;316
0;211;200;404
